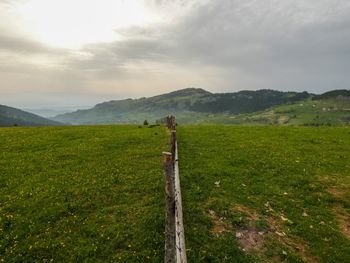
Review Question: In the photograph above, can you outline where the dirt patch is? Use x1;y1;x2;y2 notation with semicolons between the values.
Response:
231;203;260;221
263;214;319;263
327;187;346;198
208;209;230;235
207;202;319;262
230;204;267;253
273;234;319;263
207;205;266;252
232;204;319;262
334;207;350;240
317;175;348;200
235;229;265;252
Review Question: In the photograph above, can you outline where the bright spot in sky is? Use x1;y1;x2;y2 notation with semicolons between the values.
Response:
17;0;158;49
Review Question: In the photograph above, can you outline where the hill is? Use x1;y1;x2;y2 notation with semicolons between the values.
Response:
312;89;350;100
216;91;350;126
0;104;63;127
170;89;350;126
52;88;311;125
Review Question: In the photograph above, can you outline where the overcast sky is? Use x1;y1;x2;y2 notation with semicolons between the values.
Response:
1;0;350;108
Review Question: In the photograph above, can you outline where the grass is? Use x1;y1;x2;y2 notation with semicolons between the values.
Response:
257;98;350;126
1;124;350;262
178;125;350;262
0;125;167;262
175;98;350;126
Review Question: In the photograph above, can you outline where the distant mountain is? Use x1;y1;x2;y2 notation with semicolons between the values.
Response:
0;104;63;127
191;89;350;126
24;106;92;118
312;89;350;100
189;89;310;114
53;88;311;124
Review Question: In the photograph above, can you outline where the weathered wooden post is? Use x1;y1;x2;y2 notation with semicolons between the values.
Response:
165;115;176;130
163;152;176;263
173;140;187;263
170;116;176;130
163;116;187;263
170;130;176;161
166;116;172;130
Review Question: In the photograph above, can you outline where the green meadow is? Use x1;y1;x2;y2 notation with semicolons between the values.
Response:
177;98;350;126
1;125;350;262
0;126;167;262
178;126;350;262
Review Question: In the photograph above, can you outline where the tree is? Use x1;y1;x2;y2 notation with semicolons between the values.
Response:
143;120;149;126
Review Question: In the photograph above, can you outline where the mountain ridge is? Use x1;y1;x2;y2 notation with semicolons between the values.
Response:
0;104;63;127
53;88;312;124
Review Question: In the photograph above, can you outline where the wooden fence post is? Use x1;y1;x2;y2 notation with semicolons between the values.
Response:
163;116;187;263
171;131;176;161
166;116;171;130
173;141;187;263
171;116;176;130
165;115;176;130
163;152;176;263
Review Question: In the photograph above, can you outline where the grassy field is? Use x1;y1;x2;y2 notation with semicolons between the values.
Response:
1;125;350;262
176;98;350;126
0;125;167;262
240;98;350;126
178;126;350;262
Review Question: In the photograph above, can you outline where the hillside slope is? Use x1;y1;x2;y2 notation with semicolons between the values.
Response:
53;88;311;124
165;89;350;126
217;91;350;126
312;89;350;100
0;104;63;127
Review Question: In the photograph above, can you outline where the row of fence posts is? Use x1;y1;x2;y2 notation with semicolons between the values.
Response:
162;116;187;263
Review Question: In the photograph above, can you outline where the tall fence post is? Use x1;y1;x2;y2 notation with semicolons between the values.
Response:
165;116;171;130
163;116;187;263
163;152;176;263
173;134;187;263
165;116;176;130
171;130;176;161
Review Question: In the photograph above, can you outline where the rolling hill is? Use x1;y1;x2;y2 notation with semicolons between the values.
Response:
0;104;63;127
52;88;311;125
204;89;350;126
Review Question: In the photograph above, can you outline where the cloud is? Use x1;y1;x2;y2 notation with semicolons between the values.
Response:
67;0;350;87
0;34;66;55
1;0;350;108
160;0;350;89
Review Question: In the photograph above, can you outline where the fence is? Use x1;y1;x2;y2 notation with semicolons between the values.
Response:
162;116;187;263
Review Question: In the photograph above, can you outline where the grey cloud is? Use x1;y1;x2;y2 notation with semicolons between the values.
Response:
0;34;68;55
66;35;171;78
65;0;350;92
2;0;350;108
154;0;350;91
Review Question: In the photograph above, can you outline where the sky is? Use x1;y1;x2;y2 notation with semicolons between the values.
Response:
1;0;350;108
